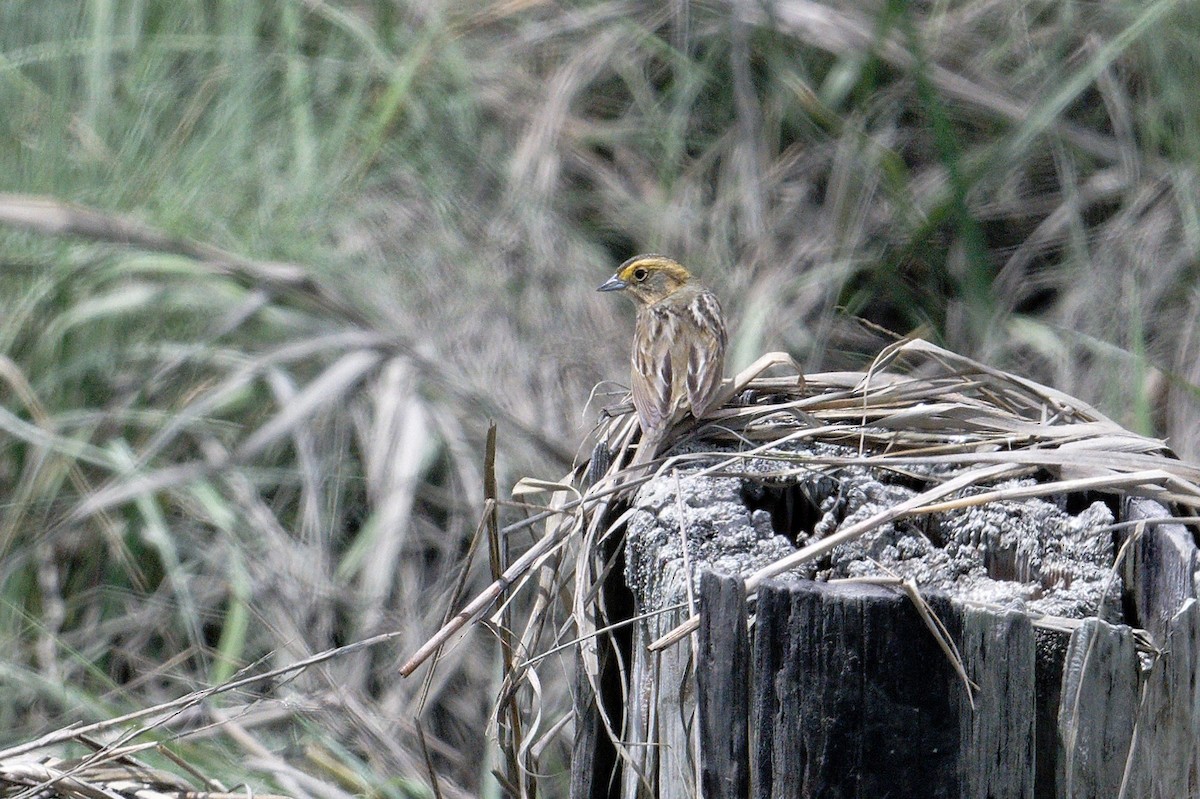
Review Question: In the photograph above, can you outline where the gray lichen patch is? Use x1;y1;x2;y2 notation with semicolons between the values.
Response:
816;477;1120;620
623;470;797;613
624;441;1123;622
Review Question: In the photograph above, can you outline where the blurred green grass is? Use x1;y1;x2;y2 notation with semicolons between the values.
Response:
2;0;1200;796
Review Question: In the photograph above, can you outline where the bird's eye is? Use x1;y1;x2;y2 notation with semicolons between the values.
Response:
633;268;648;281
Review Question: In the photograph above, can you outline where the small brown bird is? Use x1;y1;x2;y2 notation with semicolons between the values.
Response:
598;254;728;462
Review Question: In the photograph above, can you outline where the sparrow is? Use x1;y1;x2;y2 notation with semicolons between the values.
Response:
598;254;727;463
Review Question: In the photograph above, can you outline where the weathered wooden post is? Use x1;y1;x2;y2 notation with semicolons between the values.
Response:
562;343;1200;798
734;577;1036;797
573;470;1200;798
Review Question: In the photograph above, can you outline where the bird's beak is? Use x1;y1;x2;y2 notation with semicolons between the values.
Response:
597;273;627;292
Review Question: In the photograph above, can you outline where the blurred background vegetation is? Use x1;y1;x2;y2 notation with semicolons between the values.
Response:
1;0;1199;796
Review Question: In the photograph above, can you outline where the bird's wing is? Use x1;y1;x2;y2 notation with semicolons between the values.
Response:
631;306;674;435
685;289;727;418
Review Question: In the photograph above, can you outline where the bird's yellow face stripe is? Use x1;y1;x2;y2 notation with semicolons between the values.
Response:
618;255;690;284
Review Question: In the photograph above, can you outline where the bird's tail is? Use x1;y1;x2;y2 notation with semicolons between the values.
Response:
629;427;665;468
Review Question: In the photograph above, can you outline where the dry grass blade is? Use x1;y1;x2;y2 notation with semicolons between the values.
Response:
0;756;280;799
0;628;409;763
235;349;383;460
733;0;1128;165
0;193;368;326
398;505;581;677
68;349;385;520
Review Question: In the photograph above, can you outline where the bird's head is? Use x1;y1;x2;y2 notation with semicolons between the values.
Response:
597;254;692;305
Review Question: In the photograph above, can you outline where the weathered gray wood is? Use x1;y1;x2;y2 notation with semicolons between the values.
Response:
622;599;694;799
752;579;1038;797
697;572;750;799
588;470;1200;797
654;606;696;797
622;620;655;799
618;468;796;798
1124;497;1197;644
1120;498;1200;797
1056;618;1139;799
1123;598;1200;797
956;604;1036;798
1034;628;1069;798
571;504;633;799
571;646;606;799
751;579;787;799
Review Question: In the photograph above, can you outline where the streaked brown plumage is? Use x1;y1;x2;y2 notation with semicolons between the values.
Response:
598;254;728;461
